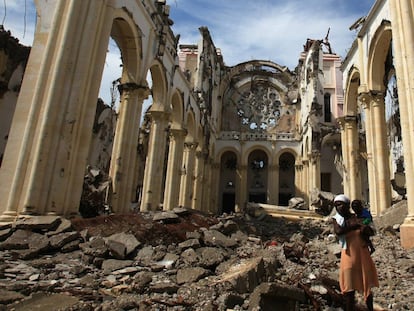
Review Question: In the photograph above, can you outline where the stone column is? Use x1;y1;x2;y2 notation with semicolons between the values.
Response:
302;160;310;206
178;142;197;208
163;128;186;210
389;0;414;249
268;164;279;205
192;148;206;211
0;0;113;220
341;116;361;200
359;92;378;215
295;163;303;197
206;160;219;214
338;118;350;194
371;92;391;214
140;110;169;211
109;83;149;213
236;164;248;212
309;151;321;191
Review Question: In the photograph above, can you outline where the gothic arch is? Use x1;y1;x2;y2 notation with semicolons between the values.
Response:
246;149;269;204
184;110;196;143
170;90;184;129
219;150;239;214
148;61;168;111
368;21;392;92
277;151;296;206
110;10;142;82
344;67;361;116
365;20;393;214
242;145;271;165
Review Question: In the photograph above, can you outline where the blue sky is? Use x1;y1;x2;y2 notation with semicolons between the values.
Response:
2;0;375;103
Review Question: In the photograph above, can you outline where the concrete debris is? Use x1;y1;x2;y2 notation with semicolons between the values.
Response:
79;166;112;218
309;189;336;216
288;197;307;210
0;205;412;310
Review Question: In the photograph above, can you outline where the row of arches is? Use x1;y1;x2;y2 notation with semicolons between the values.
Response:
0;0;208;219
341;19;399;216
218;149;296;213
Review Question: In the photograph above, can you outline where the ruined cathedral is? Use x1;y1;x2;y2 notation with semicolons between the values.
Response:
0;0;413;249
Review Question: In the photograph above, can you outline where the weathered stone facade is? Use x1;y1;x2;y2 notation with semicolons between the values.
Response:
340;0;414;248
0;0;413;249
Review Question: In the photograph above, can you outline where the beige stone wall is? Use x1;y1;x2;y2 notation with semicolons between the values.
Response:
341;0;414;248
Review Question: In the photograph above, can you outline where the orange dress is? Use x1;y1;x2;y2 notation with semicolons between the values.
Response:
339;229;379;299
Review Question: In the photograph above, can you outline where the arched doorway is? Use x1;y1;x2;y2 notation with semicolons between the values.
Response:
247;150;268;204
278;152;295;206
220;151;237;213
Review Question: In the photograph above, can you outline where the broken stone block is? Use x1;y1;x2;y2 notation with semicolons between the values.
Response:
106;239;126;259
178;238;200;250
176;267;209;284
249;282;306;311
13;216;62;231
216;257;265;294
153;211;180;223
0;289;25;305
105;232;141;257
197;247;226;269
202;229;238;248
49;231;80;249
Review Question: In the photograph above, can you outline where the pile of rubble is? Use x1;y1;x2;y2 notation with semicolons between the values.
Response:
0;205;413;310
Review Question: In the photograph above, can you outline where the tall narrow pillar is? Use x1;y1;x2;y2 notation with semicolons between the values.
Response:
359;92;378;215
192;147;206;211
178;142;197;208
295;163;303;197
371;92;391;214
268;164;279;205
0;0;113;220
342;116;361;200
390;0;414;249
338;118;350;194
309;151;321;191
236;164;248;212
109;83;149;213
202;158;216;213
302;160;310;206
140;111;169;211
163;128;186;210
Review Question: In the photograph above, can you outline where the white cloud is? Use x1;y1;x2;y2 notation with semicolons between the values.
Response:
170;0;373;69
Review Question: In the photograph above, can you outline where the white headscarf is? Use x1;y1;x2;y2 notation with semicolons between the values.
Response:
334;194;350;204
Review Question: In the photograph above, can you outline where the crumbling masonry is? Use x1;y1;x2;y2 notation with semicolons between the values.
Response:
0;0;413;248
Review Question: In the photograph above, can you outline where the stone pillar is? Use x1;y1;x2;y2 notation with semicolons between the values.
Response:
341;116;361;200
178;142;197;208
236;164;248;212
0;0;113;220
268;164;279;205
163;128;186;210
302;160;310;205
309;151;321;191
207;160;220;214
295;163;303;197
371;92;391;214
109;83;149;213
338;118;350;194
192;147;206;211
389;0;414;248
140;110;169;211
359;92;378;215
